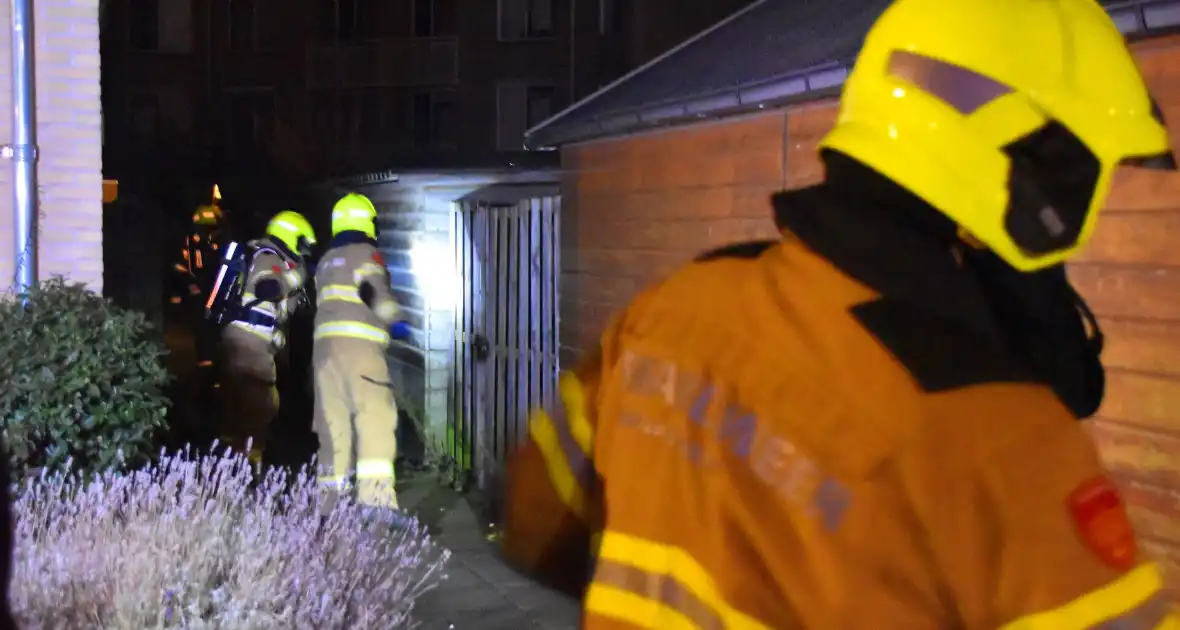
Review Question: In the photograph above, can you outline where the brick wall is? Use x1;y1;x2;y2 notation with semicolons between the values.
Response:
0;0;104;293
560;34;1180;593
559;111;790;364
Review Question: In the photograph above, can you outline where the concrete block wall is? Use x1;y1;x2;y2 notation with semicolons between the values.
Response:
0;0;104;293
364;182;456;457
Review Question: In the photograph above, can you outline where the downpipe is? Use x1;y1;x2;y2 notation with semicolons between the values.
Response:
5;0;37;299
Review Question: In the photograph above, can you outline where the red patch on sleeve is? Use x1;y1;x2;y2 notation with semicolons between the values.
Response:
372;252;385;265
1067;475;1137;570
272;264;282;274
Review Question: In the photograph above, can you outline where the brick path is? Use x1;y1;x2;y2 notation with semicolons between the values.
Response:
399;477;580;629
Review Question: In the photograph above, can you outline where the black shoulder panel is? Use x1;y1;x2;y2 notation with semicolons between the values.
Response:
694;240;779;262
851;298;1036;392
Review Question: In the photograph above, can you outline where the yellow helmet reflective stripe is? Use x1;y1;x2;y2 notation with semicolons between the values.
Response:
819;0;1174;272
331;193;377;238
192;205;221;226
265;210;317;255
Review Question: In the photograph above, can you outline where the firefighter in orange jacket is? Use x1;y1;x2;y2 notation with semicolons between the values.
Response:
501;0;1180;627
219;210;317;464
312;193;407;522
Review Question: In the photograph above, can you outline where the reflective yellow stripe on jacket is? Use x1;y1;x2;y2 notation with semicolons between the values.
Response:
529;371;595;518
313;321;390;345
354;261;387;283
318;284;364;304
1001;563;1177;630
586;532;771;630
228;291;278;341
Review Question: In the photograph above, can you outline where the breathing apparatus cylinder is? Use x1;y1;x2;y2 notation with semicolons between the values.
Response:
205;240;250;325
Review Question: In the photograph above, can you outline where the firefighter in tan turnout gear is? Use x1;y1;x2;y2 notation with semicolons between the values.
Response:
313;193;407;523
218;210;318;464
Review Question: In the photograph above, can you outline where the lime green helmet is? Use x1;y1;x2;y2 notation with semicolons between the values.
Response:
265;210;317;258
331;193;377;238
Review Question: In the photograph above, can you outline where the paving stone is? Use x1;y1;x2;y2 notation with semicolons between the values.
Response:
401;477;583;627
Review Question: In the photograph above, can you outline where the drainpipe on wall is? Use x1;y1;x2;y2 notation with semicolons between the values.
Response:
6;0;38;298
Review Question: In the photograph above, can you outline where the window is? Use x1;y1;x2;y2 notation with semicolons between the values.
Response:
498;0;554;40
314;0;337;41
526;86;556;128
158;0;194;53
598;0;617;35
226;90;275;156
414;0;457;37
129;0;160;50
337;90;360;148
496;83;555;150
309;89;339;152
129;94;160;141
413;0;433;37
357;90;387;140
229;0;256;51
412;90;456;149
315;0;379;42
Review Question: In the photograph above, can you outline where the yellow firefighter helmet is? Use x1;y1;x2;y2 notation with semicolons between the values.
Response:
331;193;378;238
819;0;1175;271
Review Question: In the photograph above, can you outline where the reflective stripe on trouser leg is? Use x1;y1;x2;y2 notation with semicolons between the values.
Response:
312;350;356;515
356;459;396;510
351;349;399;510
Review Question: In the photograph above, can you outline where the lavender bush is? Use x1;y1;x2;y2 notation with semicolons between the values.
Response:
10;448;450;629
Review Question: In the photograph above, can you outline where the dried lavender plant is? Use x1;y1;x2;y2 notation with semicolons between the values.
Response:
10;447;450;630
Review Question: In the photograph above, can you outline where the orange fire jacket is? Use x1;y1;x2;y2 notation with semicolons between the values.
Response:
501;175;1175;629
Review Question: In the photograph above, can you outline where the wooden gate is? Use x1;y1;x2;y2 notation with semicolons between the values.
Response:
450;196;560;490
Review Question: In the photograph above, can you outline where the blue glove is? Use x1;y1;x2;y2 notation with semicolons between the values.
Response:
390;321;411;341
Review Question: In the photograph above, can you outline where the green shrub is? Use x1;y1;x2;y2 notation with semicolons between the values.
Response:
0;276;170;478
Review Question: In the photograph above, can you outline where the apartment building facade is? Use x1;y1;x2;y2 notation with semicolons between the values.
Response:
100;0;754;181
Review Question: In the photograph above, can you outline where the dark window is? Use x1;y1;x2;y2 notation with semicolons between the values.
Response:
413;0;433;37
227;91;275;156
314;0;337;41
129;0;160;50
309;90;338;153
413;0;457;37
337;0;357;40
338;90;359;147
598;0;617;35
357;89;386;141
316;0;377;42
433;0;458;36
254;92;275;147
229;0;255;51
526;85;556;128
129;94;160;140
499;0;554;40
355;0;380;39
412;91;456;148
229;93;255;152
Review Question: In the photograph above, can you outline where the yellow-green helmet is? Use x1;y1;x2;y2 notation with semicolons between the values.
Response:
820;0;1175;272
265;210;317;258
331;193;377;238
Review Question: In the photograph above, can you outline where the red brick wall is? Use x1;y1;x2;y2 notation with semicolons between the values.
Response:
559;111;791;364
560;34;1180;591
1073;34;1180;595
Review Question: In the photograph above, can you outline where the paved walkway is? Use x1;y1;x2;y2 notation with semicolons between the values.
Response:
398;476;580;629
